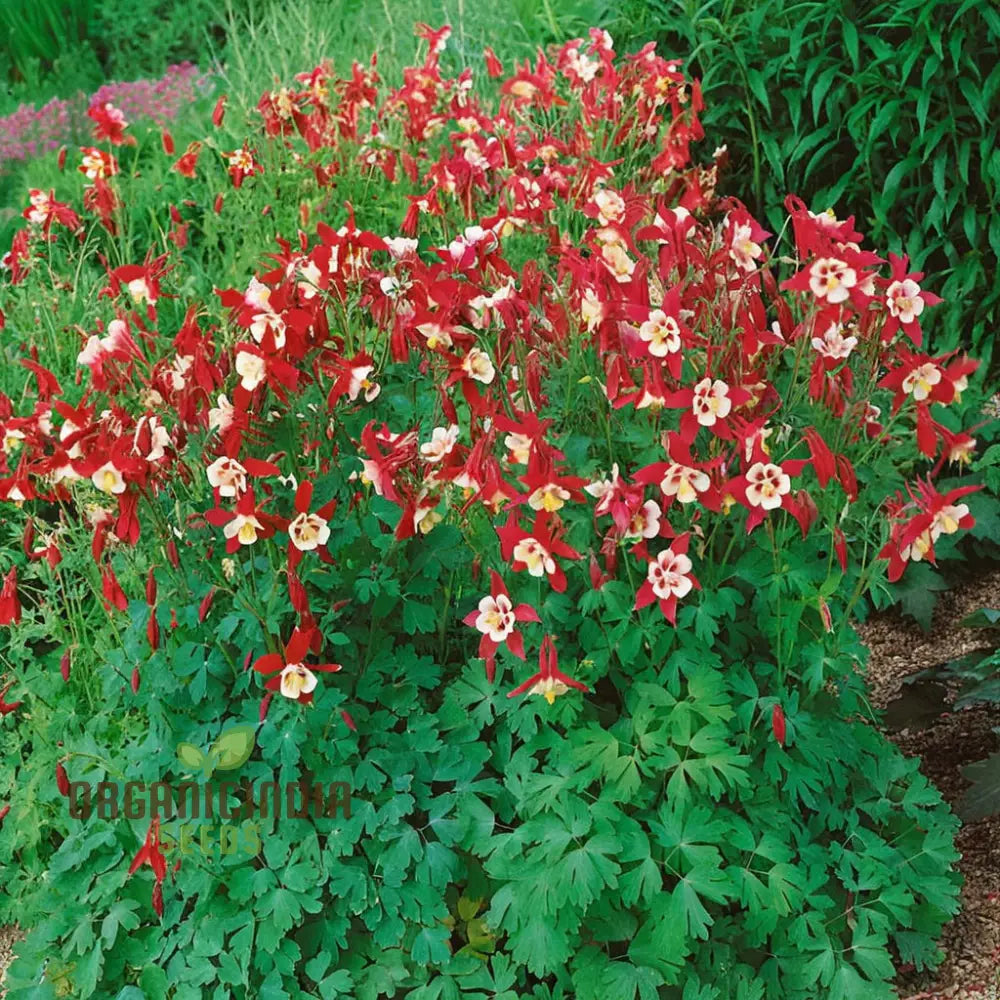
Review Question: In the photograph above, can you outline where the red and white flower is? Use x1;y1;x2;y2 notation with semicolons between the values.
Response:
506;634;588;705
692;377;733;427
634;534;699;623
206;457;248;498
253;627;341;704
420;425;459;462
638;309;681;358
463;570;540;681
807;258;856;303
744;462;791;510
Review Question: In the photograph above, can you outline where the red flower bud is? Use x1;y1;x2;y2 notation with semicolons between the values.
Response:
60;650;71;682
57;147;67;170
771;704;787;747
165;539;180;568
22;518;35;556
198;588;215;623
833;528;848;573
818;596;833;633
259;693;272;722
131;667;140;694
56;762;70;796
243;650;254;671
152;881;163;918
212;94;227;127
214;194;224;214
341;709;357;732
170;608;179;629
147;611;159;652
161;131;174;155
146;568;157;606
0;804;9;823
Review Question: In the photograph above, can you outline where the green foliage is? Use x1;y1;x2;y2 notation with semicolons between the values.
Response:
0;516;964;998
621;0;1000;370
0;0;98;82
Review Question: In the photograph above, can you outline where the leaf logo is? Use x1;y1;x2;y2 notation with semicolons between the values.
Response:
176;725;256;778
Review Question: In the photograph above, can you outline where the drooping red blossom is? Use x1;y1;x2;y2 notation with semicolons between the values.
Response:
507;634;588;704
128;817;168;918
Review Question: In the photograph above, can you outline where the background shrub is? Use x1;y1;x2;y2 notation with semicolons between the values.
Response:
621;0;1000;371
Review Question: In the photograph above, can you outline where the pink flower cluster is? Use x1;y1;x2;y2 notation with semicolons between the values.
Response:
0;63;212;167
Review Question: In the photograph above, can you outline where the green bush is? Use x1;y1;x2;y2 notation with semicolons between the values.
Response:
619;0;1000;371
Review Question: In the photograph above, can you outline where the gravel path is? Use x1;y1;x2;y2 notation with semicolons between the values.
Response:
1;573;997;997
0;927;22;997
861;566;1000;999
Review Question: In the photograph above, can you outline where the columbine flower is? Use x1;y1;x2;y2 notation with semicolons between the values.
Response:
901;362;942;402
886;278;925;324
206;457;248;498
498;511;581;594
807;258;856;303
206;488;277;554
92;462;126;495
660;463;710;504
79;147;118;180
463;570;541;681
513;538;554;577
507;634;588;705
729;221;763;270
420;425;459;462
462;348;495;384
634;534;699;623
289;512;330;551
0;569;22;626
527;482;571;513
127;817;167;917
225;513;264;547
744;462;791;510
593;188;626;225
638;310;681;358
811;322;858;360
504;432;533;465
235;351;266;391
209;395;235;432
347;364;380;402
580;288;604;331
600;239;635;281
253;627;341;704
878;481;979;582
415;322;453;350
225;145;263;188
692;377;732;427
625;499;662;539
283;480;337;567
88;102;129;145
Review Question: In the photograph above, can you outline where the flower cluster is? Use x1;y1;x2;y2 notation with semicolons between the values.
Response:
0;63;210;167
0;25;982;727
